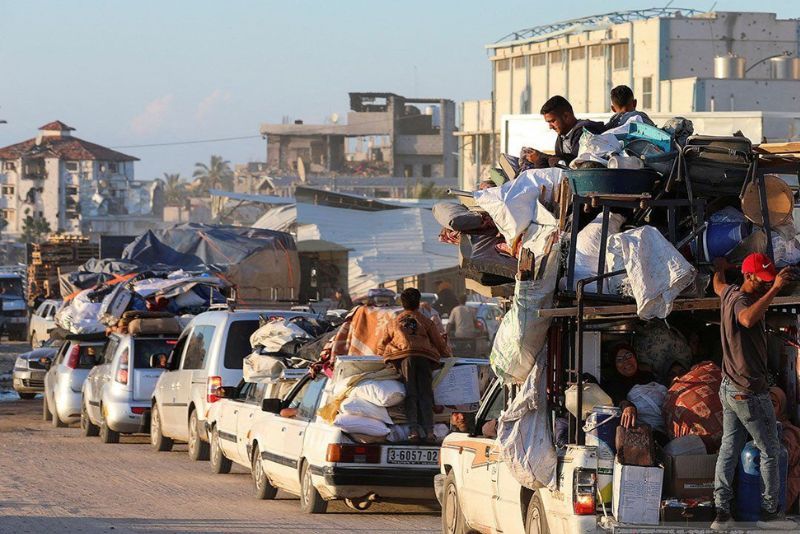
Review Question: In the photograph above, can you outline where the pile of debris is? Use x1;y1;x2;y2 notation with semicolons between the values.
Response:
27;235;98;299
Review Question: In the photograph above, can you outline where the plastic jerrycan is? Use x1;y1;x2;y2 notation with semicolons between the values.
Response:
735;435;788;521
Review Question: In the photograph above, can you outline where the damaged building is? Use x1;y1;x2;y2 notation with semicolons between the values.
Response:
260;92;458;179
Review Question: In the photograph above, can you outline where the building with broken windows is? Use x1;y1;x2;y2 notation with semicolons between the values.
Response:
260;92;457;180
0;121;164;238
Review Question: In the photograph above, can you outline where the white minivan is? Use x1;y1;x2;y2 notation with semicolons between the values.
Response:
149;309;316;460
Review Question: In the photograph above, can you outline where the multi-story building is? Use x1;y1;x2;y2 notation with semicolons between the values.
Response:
0;121;160;237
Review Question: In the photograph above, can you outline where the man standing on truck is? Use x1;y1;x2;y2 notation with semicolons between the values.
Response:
522;96;605;167
377;288;451;443
711;253;794;530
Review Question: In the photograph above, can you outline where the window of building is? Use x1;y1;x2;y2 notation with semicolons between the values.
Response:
642;76;653;110
612;44;629;70
570;47;586;61
403;164;413;177
590;44;604;58
0;209;15;220
2;186;14;196
530;53;546;67
2;161;16;171
496;59;510;72
109;162;119;173
548;51;562;64
65;161;79;172
513;56;525;69
422;164;432;178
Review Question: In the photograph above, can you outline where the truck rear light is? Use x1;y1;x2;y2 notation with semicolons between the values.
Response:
326;443;380;463
572;469;596;515
131;407;147;414
207;376;223;403
65;345;81;369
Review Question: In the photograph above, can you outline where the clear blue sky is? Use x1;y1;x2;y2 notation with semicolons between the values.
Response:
1;0;798;180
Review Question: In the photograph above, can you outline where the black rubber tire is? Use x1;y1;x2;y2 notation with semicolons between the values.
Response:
525;492;549;534
81;400;100;437
150;404;173;452
251;444;278;500
442;471;469;534
188;409;210;461
99;410;120;444
299;461;327;514
42;395;52;421
17;392;36;400
210;427;233;474
51;399;66;428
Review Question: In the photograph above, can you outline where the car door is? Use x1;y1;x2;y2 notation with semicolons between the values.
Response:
235;382;266;465
215;383;248;460
46;341;69;405
279;376;327;494
171;324;216;440
156;331;190;436
88;336;120;422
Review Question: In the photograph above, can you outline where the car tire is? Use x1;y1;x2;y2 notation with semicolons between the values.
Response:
210;428;232;474
18;392;36;400
42;395;52;421
99;409;120;444
188;409;210;461
525;492;549;534
81;400;100;437
299;461;327;514
51;399;66;428
251;444;278;500
442;471;469;534
150;404;173;452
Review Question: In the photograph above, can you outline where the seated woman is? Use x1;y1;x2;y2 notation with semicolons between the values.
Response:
601;343;656;428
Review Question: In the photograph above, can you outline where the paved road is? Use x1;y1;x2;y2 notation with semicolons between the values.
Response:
0;343;440;534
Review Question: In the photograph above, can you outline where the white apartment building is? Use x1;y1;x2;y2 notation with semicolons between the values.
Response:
0;121;141;236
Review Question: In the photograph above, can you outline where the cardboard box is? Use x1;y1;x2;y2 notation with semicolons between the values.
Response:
664;454;717;499
612;457;663;525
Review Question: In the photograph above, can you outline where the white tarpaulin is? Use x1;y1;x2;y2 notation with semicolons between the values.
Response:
249;318;311;353
55;289;104;334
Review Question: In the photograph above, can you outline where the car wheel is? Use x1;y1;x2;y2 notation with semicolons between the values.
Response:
18;392;36;400
81;400;100;437
42;395;52;421
442;471;469;534
51;399;66;428
99;408;120;444
299;461;327;514
210;428;232;474
188;409;210;461
525;492;549;534
251;444;278;500
150;404;173;452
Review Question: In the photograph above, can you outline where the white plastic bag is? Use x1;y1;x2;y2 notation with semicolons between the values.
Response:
242;353;285;382
333;414;390;437
249;318;310;352
350;379;406;407
572;130;622;167
570;213;625;291
626;382;668;433
340;397;393;425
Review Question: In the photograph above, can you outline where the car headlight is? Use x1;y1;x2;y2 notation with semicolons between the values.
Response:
14;357;27;370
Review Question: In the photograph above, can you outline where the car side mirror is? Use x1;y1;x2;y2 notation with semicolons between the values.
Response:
261;398;282;414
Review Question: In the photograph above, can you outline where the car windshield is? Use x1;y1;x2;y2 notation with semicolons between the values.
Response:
133;338;178;369
0;278;23;297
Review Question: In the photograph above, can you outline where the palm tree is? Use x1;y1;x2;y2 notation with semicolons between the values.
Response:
161;172;187;206
192;155;234;195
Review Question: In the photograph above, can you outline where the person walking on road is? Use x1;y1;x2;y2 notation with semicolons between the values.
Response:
446;294;478;340
710;253;794;531
377;288;450;443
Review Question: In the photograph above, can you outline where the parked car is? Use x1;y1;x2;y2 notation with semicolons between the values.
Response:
43;334;107;427
0;272;29;341
12;340;61;399
149;309;319;461
28;299;61;348
468;302;503;343
249;371;441;514
81;317;182;443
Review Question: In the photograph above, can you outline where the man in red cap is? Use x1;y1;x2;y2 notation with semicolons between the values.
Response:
710;253;793;530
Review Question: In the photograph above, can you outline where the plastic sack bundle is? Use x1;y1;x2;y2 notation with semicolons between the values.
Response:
606;225;696;319
571;130;623;167
631;321;693;381
338;379;406;407
333;413;390;437
242;352;286;382
250;318;311;353
497;348;557;490
627;382;668;433
569;212;625;292
340;397;393;425
55;289;105;334
490;243;560;384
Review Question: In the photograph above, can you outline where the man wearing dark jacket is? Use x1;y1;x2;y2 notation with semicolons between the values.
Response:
542;95;605;165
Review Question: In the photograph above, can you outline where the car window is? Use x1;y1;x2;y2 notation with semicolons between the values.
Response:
476;384;504;433
133;338;177;369
296;377;327;421
182;325;216;370
237;382;253;400
48;305;58;318
78;344;103;369
55;342;69;364
223;320;260;370
36;303;47;316
104;338;120;364
287;379;312;410
245;382;266;405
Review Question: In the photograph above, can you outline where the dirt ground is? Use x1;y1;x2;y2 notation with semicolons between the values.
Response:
0;343;440;534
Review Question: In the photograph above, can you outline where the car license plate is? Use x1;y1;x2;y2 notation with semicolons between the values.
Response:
386;447;439;465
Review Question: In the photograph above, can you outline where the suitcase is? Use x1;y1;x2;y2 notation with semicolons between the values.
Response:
679;135;753;196
615;424;657;467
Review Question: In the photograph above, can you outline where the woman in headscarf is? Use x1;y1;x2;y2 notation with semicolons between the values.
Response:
770;386;800;512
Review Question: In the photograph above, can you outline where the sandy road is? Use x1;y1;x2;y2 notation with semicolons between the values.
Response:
0;344;440;534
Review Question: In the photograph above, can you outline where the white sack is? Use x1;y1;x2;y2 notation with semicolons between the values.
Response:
350;379;406;407
242;352;285;382
474;168;562;245
626;382;668;433
519;200;559;259
606;225;696;320
497;347;557;490
490;243;560;384
387;424;414;442
340;397;393;425
334;413;390;437
249;318;310;352
570;212;625;292
55;289;104;334
572;130;622;167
